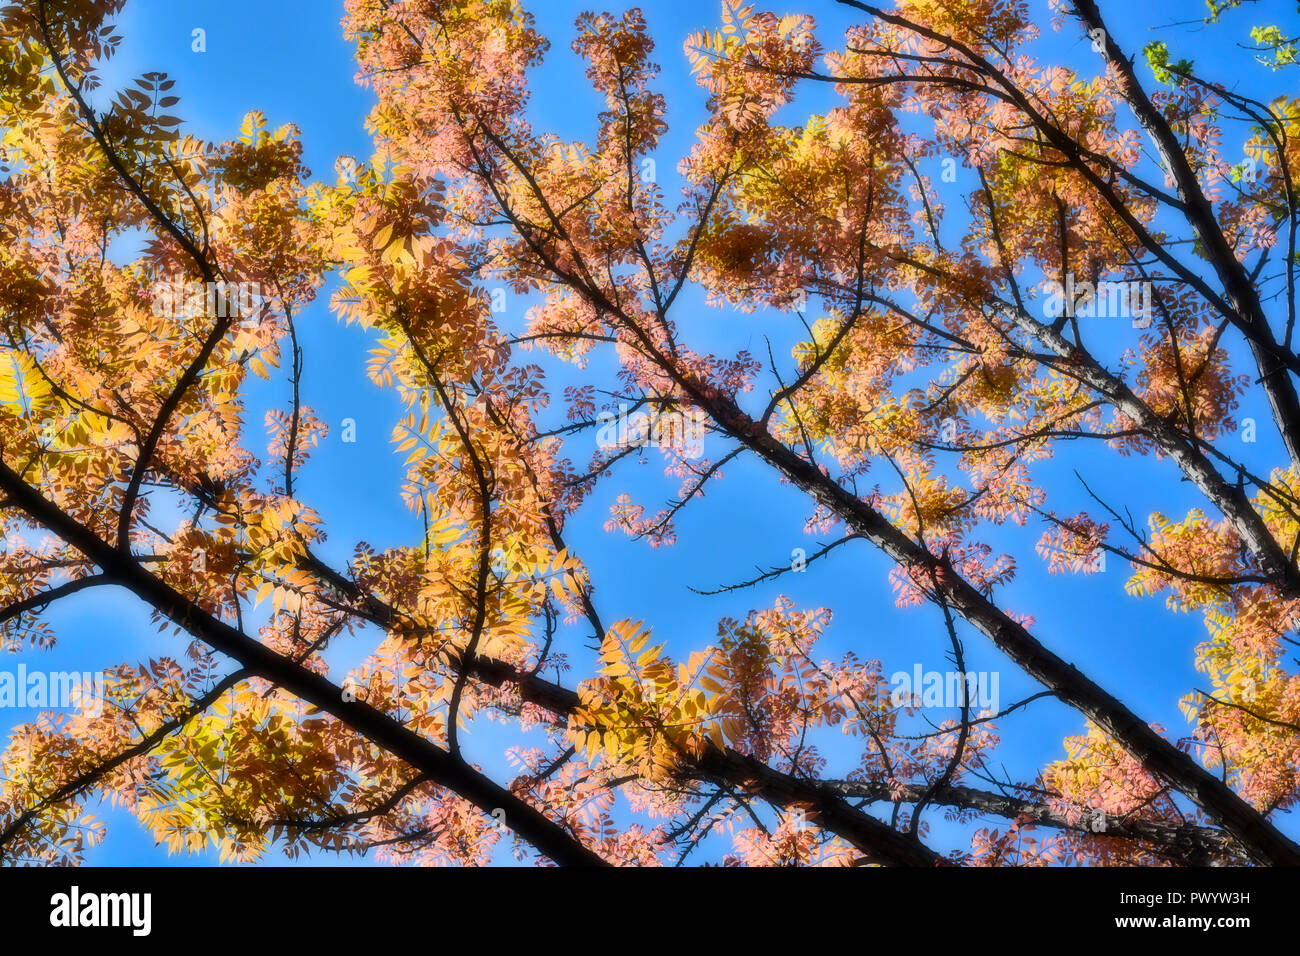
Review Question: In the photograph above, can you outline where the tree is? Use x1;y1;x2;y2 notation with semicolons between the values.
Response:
0;0;1298;866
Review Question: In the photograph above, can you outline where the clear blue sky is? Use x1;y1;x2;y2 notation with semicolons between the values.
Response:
5;0;1298;865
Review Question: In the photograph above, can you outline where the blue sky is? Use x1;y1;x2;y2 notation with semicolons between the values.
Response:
5;0;1299;865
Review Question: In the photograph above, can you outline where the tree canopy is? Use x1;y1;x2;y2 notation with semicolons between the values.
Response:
2;0;1300;866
